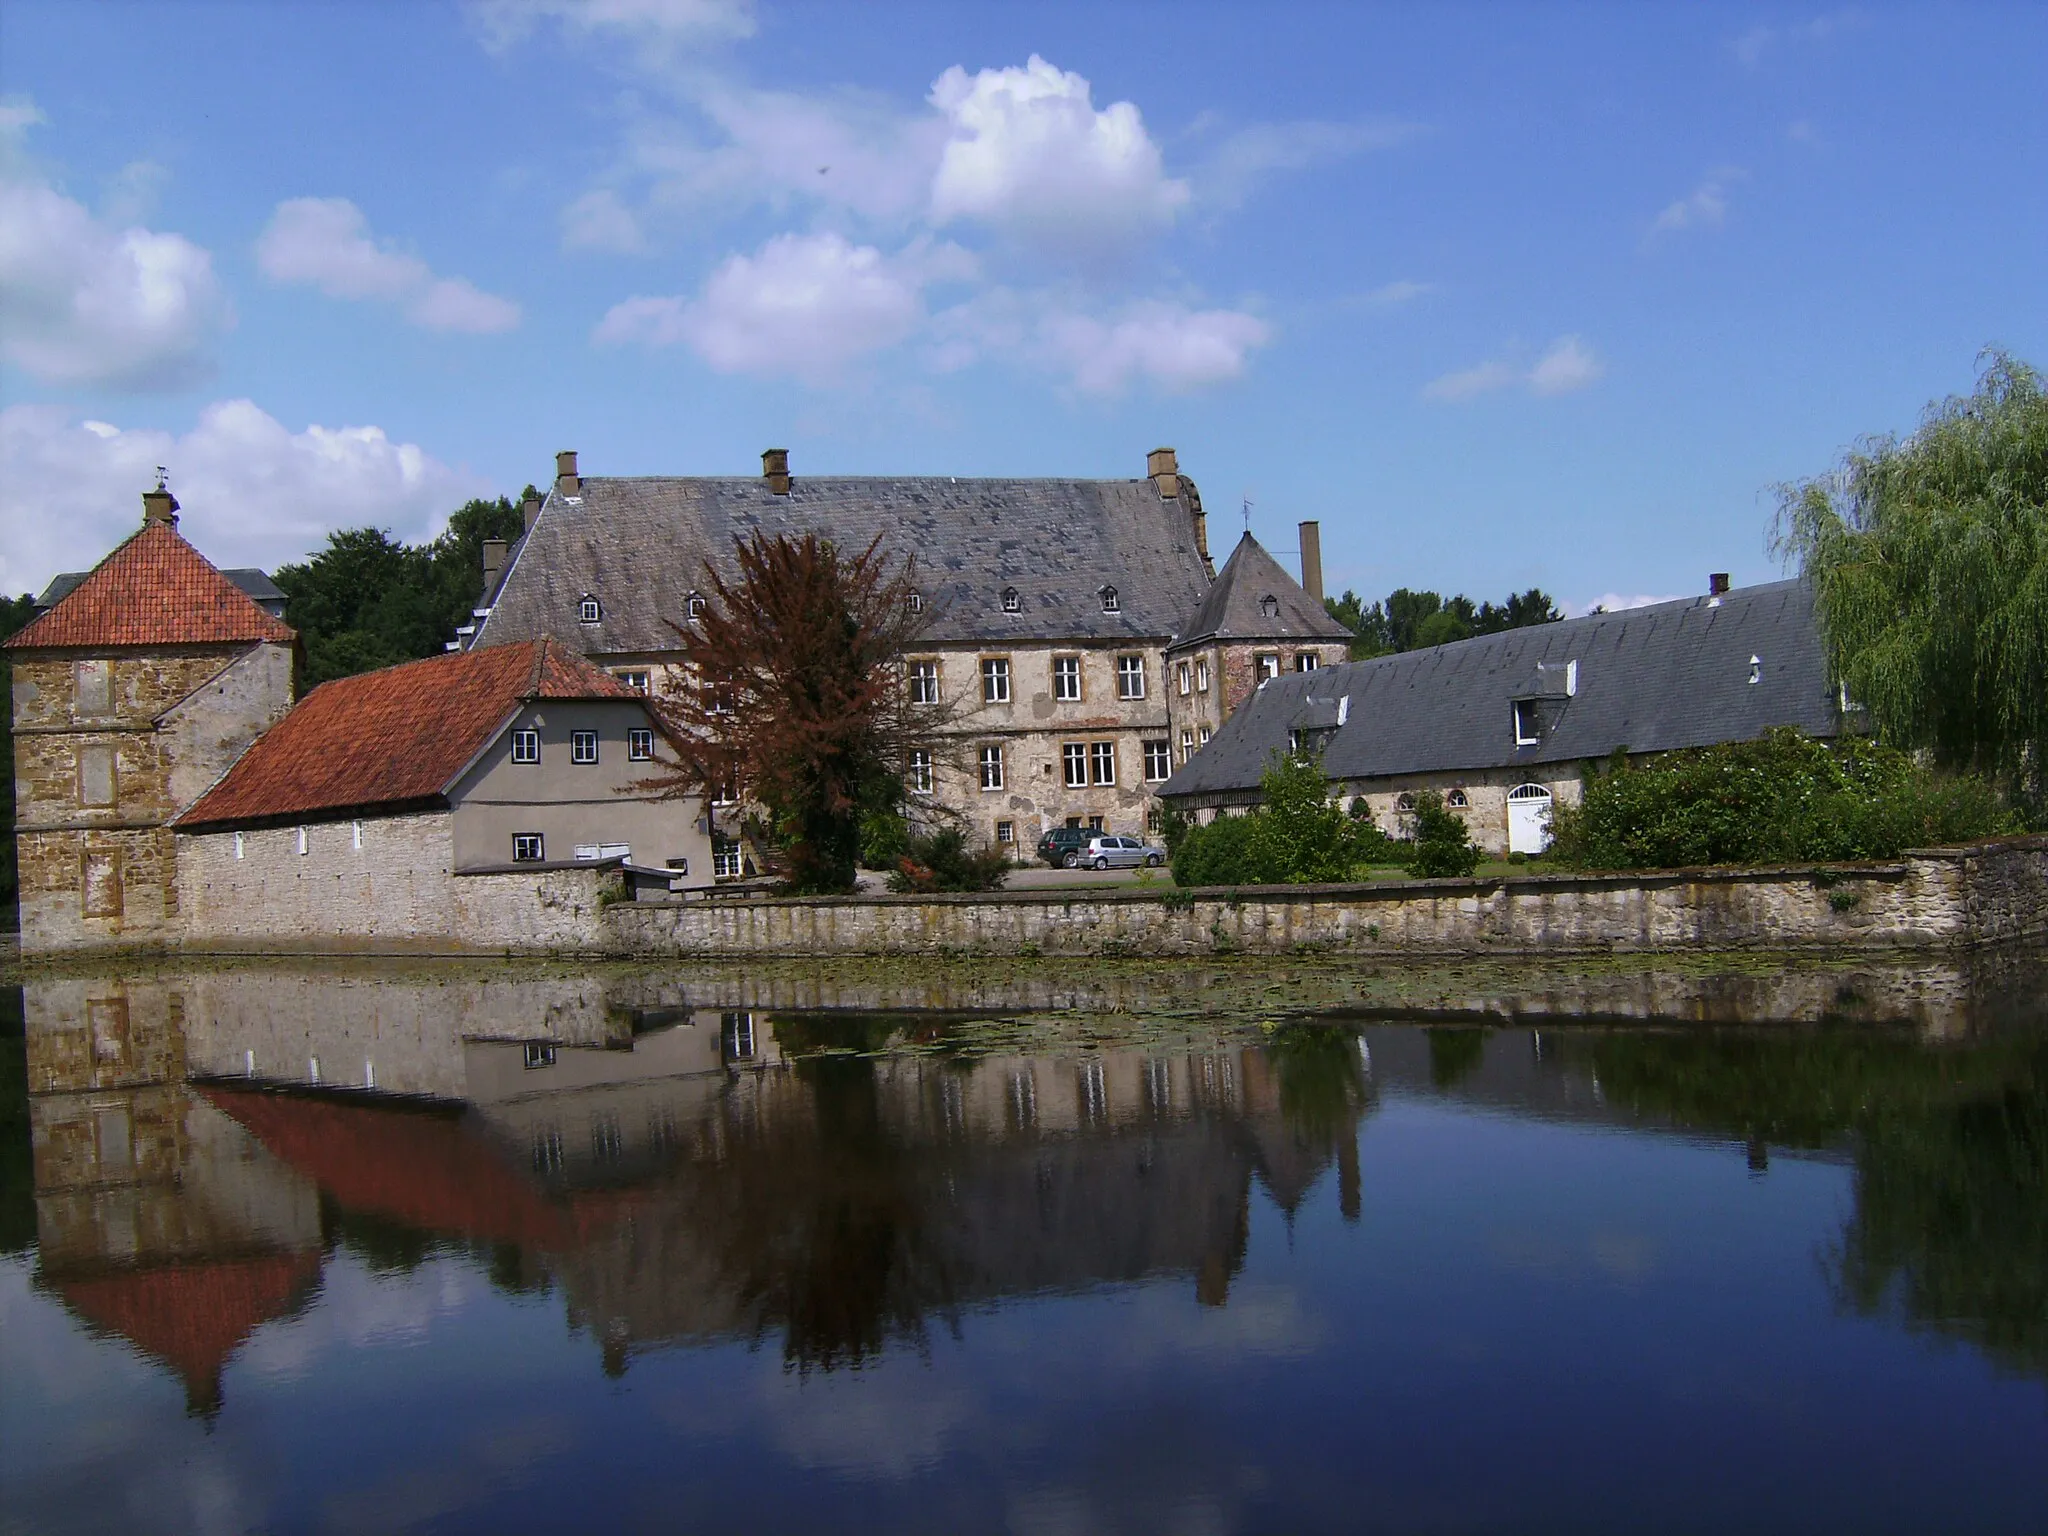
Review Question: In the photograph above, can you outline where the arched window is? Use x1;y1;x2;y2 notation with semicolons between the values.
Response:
1001;586;1020;613
1395;792;1415;812
1100;585;1119;613
578;594;601;624
1507;783;1552;802
1447;788;1469;808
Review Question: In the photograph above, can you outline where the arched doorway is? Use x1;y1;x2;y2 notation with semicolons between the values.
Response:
1507;783;1554;854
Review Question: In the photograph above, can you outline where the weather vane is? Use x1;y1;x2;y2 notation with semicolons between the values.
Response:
154;465;169;492
1242;493;1253;533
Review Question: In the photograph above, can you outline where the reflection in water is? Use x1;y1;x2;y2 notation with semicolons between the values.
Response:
2;953;2046;1531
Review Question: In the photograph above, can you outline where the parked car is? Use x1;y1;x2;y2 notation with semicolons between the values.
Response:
1036;826;1096;868
1076;835;1168;870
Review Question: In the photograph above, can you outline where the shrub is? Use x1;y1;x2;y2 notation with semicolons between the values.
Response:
859;807;910;869
886;828;1010;893
1404;790;1481;879
1169;753;1392;885
1547;728;2016;871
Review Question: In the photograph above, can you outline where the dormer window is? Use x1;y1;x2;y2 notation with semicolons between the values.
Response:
579;595;601;624
1260;594;1279;620
1514;700;1541;746
1100;586;1119;613
1748;654;1762;685
1001;587;1020;613
908;592;924;614
686;592;706;620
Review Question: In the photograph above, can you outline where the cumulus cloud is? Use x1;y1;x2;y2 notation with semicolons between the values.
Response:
593;232;972;380
931;290;1270;395
1651;168;1744;235
256;198;520;333
0;400;487;592
927;56;1189;254
0;103;229;389
1425;335;1604;403
467;0;753;52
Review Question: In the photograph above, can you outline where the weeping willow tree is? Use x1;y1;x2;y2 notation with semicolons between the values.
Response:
1774;351;2048;820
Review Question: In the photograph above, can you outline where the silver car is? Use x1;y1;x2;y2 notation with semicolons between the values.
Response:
1077;835;1167;869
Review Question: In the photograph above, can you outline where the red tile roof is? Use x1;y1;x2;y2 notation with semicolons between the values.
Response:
175;637;636;829
4;519;296;650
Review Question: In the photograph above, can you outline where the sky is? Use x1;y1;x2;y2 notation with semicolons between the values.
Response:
1;1;2043;615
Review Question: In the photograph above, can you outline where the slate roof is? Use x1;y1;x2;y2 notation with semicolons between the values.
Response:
472;475;1216;655
1161;579;1843;799
1172;531;1352;649
36;565;286;619
5;520;296;651
175;637;635;831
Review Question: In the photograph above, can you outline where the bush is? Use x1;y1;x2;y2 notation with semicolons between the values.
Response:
1405;790;1481;878
1170;753;1392;886
1547;728;2017;871
886;828;1010;893
859;807;910;869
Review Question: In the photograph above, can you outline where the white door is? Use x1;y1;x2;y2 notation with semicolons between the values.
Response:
1507;784;1553;854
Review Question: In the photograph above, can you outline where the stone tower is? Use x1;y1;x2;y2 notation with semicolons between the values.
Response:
4;486;296;952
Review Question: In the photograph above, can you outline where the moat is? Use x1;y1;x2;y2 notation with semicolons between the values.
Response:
2;950;2045;1534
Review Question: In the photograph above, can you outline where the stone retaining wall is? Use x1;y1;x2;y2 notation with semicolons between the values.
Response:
604;838;2048;960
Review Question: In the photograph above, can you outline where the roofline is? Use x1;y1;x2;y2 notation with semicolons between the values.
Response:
173;794;449;835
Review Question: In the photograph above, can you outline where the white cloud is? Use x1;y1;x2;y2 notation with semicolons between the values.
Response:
1425;335;1604;403
593;231;970;380
1732;10;1861;67
1356;279;1434;308
467;0;753;52
928;55;1188;254
560;188;649;254
1567;592;1685;617
255;198;520;333
1199;118;1419;207
0;400;487;593
931;290;1271;395
1651;168;1744;235
0;103;229;390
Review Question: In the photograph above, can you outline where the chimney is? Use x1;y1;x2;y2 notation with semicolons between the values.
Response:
1708;572;1731;596
1298;520;1324;604
521;495;542;534
481;538;509;599
555;450;580;496
761;447;790;495
1147;446;1180;499
141;485;179;527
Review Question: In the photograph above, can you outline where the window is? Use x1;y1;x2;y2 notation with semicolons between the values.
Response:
1053;655;1082;701
571;730;599;764
296;827;308;856
579;595;601;624
996;820;1015;844
1748;654;1763;685
1001;586;1020;613
628;727;655;761
616;670;650;694
524;1043;557;1070
1260;594;1279;620
1295;652;1319;672
909;749;934;795
1090;741;1116;786
1117;655;1145;699
513;833;545;862
979;744;1005;791
233;831;245;860
76;746;115;807
707;680;734;714
1176;661;1191;695
686;592;706;620
1256;653;1281;681
909;659;940;705
1288;729;1304;754
80;851;122;917
711;775;737;805
1195;658;1211;692
1514;700;1540;746
1100;585;1119;613
1447;788;1469;808
1062;743;1088;787
352;820;364;850
982;656;1011;703
511;728;540;764
1180;728;1195;762
907;592;924;614
1198;726;1213;747
1395;793;1415;812
74;659;111;715
1143;740;1171;781
712;834;744;878
1087;814;1104;832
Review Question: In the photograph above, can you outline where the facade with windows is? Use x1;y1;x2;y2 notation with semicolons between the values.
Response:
470;448;1339;855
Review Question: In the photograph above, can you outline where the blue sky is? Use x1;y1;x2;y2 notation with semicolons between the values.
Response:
2;1;2043;613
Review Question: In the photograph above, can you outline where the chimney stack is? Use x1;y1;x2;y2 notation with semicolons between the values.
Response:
141;486;180;527
1147;446;1180;499
555;450;579;496
521;495;542;534
1298;521;1324;604
762;447;790;495
1709;572;1731;596
481;538;509;600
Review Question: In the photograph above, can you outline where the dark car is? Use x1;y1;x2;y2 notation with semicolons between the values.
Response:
1036;827;1096;868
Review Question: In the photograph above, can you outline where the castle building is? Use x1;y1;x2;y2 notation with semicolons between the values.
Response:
468;448;1342;852
4;487;296;950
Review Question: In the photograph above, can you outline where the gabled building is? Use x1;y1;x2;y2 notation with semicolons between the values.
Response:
172;637;711;948
4;487;296;951
1160;577;1848;855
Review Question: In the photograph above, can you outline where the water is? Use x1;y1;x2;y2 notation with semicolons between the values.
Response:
2;953;2044;1534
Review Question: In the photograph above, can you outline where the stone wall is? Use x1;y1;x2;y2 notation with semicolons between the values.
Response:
605;838;2048;960
177;811;618;954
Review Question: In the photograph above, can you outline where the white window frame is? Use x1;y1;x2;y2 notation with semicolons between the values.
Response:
1176;661;1191;696
1062;743;1088;788
571;729;599;765
1052;654;1083;702
909;749;934;795
908;592;924;614
982;656;1011;704
1295;652;1319;672
352;820;364;850
686;592;707;620
995;819;1015;845
616;670;650;694
1001;587;1020;613
1514;700;1541;746
511;728;540;764
1116;654;1145;700
979;744;1005;792
233;831;245;860
1101;586;1119;613
1256;653;1281;682
579;595;601;624
1180;728;1195;762
909;658;940;705
1143;740;1171;782
296;827;308;856
1199;726;1213;747
712;834;744;878
628;727;655;761
1195;658;1211;693
1090;741;1116;786
513;832;545;862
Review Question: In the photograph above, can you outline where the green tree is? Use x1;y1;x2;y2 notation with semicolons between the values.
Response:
1404;789;1481;878
1774;351;2048;819
1;591;39;925
1170;753;1389;885
1326;584;1561;659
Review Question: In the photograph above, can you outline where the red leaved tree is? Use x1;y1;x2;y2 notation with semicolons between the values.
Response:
644;531;955;893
